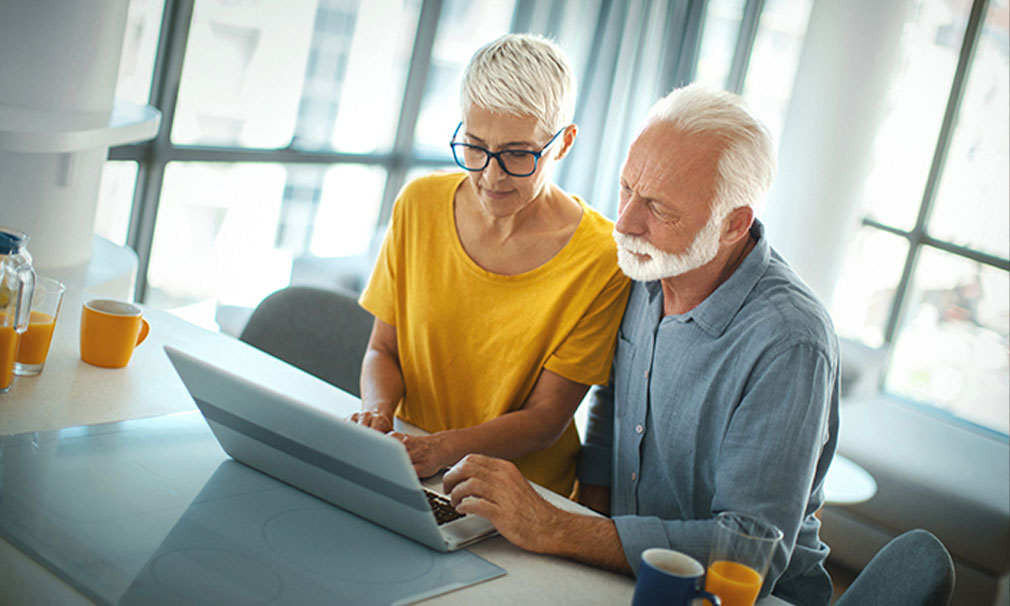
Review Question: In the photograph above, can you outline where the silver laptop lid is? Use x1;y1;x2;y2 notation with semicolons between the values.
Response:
164;345;451;551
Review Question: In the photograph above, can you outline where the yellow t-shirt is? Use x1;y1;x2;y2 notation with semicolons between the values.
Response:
359;172;630;495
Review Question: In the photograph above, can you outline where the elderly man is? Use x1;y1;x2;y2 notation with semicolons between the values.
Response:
442;84;839;606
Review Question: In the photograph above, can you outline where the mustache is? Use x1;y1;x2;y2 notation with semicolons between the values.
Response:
612;230;663;257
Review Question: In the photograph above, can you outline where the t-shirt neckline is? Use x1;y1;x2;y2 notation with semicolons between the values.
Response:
447;173;589;281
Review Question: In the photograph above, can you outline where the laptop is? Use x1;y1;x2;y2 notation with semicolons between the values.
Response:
164;345;497;552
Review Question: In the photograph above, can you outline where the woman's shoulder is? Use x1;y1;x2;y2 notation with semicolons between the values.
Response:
570;196;617;246
554;195;626;284
393;171;467;222
400;171;467;200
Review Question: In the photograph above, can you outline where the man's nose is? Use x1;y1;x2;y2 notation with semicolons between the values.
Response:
615;195;647;236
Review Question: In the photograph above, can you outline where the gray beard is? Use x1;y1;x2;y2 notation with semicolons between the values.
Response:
613;217;722;281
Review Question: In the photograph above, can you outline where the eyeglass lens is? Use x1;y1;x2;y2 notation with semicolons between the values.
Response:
453;146;538;176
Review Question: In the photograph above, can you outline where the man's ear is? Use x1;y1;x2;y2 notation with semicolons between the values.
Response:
554;124;578;160
721;205;755;245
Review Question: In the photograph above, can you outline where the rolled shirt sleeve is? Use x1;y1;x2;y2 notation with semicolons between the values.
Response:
613;341;836;602
598;221;839;606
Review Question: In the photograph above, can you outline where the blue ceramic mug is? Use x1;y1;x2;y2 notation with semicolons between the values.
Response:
632;548;721;606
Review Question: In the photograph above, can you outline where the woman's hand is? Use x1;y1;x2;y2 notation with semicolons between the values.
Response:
347;410;394;433
390;431;458;478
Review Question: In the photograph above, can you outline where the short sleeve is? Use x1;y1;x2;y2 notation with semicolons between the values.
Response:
544;269;630;385
358;198;402;327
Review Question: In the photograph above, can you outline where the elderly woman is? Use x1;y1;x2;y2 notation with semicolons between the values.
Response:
349;33;629;496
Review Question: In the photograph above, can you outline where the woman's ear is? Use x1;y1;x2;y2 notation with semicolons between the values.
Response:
555;123;578;160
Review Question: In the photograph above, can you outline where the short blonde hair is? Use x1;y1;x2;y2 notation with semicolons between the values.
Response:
461;33;576;136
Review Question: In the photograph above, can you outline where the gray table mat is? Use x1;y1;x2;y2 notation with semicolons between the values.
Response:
0;412;504;605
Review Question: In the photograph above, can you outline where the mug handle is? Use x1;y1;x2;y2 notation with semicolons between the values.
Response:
136;317;150;345
692;589;721;606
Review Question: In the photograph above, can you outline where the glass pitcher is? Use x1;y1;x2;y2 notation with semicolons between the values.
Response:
0;227;36;392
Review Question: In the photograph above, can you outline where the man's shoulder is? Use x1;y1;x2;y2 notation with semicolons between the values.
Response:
737;253;838;354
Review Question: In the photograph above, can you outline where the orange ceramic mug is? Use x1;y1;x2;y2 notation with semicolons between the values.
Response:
80;299;150;368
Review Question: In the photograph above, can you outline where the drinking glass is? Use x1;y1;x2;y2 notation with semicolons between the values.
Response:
705;511;783;606
14;276;65;376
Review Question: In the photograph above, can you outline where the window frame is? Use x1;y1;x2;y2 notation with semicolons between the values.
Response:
863;0;1009;344
108;0;1008;432
856;0;1009;434
109;0;453;302
110;0;761;302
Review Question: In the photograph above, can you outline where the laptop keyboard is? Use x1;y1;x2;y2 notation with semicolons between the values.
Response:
424;489;465;525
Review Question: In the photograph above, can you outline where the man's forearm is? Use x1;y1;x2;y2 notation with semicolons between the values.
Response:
444;455;632;576
540;509;632;576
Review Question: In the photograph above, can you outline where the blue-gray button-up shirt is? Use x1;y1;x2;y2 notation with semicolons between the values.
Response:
579;221;839;606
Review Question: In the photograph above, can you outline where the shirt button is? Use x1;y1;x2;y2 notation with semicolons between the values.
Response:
635;424;644;434
644;370;649;379
631;472;637;482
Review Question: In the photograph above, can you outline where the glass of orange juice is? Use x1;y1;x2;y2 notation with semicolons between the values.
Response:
14;276;65;376
0;315;19;392
705;512;783;606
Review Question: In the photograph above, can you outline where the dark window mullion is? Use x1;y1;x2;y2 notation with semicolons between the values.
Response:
725;0;764;94
115;145;392;166
863;217;1010;272
129;0;195;302
920;237;1010;273
111;143;455;171
510;0;536;33
374;0;443;234
880;0;991;344
661;0;708;91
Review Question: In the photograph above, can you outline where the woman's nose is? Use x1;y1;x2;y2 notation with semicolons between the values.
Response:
482;155;510;181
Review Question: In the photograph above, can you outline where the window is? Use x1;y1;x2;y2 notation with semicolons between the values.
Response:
413;0;516;154
832;0;1010;435
101;0;806;334
95;162;140;246
94;0;164;247
739;0;813;143
170;1;320;148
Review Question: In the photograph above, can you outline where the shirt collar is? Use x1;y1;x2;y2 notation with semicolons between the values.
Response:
644;219;770;336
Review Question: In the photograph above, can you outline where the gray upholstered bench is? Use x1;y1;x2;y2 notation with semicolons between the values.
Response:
820;396;1009;606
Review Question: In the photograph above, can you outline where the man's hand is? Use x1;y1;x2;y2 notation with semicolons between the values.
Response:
390;432;456;478
442;454;560;553
347;410;393;433
444;455;633;575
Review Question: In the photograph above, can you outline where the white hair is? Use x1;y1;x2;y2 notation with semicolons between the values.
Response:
644;83;776;221
460;33;576;137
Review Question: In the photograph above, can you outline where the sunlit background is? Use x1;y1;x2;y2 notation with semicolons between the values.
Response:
96;0;1008;436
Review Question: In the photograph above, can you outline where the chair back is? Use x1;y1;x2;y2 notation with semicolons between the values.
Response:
835;529;955;606
239;286;373;397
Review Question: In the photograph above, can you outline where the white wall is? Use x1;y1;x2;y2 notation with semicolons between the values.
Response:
763;0;915;304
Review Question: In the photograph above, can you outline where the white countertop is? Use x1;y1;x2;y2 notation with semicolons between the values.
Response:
0;278;791;606
0;281;639;605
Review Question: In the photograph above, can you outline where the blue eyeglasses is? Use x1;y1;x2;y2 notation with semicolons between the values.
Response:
450;122;565;177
